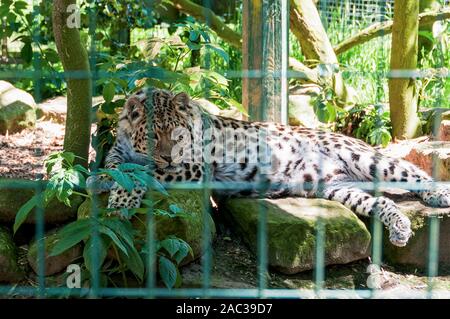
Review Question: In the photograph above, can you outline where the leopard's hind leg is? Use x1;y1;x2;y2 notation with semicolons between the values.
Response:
321;182;412;247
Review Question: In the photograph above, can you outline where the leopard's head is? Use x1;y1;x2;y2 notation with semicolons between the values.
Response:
119;88;199;169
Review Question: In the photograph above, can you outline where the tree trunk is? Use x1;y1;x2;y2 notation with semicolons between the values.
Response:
289;0;356;107
242;0;287;123
53;0;92;167
389;0;422;140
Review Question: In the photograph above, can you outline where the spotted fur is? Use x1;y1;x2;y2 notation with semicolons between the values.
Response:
104;88;450;247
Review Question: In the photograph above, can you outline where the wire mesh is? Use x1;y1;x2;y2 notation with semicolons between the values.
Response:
0;0;448;299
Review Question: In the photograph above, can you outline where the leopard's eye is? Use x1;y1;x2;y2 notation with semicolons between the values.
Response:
131;111;140;120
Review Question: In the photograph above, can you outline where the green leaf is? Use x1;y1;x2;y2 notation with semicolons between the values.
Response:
159;256;177;288
100;218;134;248
50;220;92;256
160;238;180;257
189;30;200;42
13;193;43;233
100;169;135;193
120;242;144;281
173;240;192;265
98;225;128;256
169;204;182;214
206;43;229;63
83;235;109;273
103;82;116;104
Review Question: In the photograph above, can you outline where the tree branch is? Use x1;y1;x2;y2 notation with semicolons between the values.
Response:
334;8;450;55
171;0;242;49
172;0;318;84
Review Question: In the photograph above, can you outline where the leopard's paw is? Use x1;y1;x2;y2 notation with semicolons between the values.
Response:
388;216;412;247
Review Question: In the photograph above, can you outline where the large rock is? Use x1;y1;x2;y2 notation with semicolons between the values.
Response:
288;84;323;128
35;96;67;124
78;190;216;265
439;120;450;142
0;183;83;224
222;197;371;274
0;81;36;134
27;228;82;276
0;226;24;282
381;138;450;181
373;191;450;270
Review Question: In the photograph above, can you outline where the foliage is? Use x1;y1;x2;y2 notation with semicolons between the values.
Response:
352;104;392;147
0;0;64;98
14;151;193;288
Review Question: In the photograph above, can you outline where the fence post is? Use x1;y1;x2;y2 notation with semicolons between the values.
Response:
242;0;287;123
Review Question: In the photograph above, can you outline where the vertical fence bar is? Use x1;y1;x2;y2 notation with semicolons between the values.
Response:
280;0;289;125
426;26;446;298
31;0;45;298
35;180;45;298
87;1;100;298
145;96;156;298
201;0;213;296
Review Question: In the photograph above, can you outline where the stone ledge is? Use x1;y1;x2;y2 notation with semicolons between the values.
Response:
222;197;371;275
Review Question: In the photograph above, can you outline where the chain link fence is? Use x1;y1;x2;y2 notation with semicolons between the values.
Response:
0;0;449;299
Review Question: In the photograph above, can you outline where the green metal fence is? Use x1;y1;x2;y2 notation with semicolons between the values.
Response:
0;0;449;299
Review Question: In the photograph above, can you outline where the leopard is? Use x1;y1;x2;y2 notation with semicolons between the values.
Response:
98;87;450;248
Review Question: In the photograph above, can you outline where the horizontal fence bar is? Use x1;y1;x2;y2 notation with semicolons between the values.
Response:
0;68;448;81
1;179;449;193
2;286;450;299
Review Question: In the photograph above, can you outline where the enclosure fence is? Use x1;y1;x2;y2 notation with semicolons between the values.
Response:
0;0;449;299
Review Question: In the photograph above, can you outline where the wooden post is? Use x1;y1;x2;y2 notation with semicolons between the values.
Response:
389;0;422;139
242;0;287;123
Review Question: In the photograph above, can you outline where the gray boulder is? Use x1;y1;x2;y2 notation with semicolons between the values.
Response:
0;81;36;134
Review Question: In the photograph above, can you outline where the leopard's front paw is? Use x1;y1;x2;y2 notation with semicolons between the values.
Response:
86;175;114;195
388;216;412;247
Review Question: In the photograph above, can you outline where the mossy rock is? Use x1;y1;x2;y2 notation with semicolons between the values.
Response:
223;197;371;274
27;228;82;276
0;182;83;224
0;81;36;134
0;226;25;282
77;189;216;265
362;195;450;270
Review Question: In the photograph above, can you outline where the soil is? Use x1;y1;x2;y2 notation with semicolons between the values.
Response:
0;120;65;180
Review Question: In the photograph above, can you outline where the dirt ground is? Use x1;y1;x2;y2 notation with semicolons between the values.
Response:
0;120;65;179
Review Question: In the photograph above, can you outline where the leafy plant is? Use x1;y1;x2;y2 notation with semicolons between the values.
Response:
14;151;193;288
353;104;392;147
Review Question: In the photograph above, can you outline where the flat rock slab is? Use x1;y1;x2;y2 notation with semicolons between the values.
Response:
223;198;371;274
374;192;450;270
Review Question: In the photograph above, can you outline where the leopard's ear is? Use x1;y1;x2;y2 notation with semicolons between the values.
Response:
171;92;189;111
125;96;145;113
